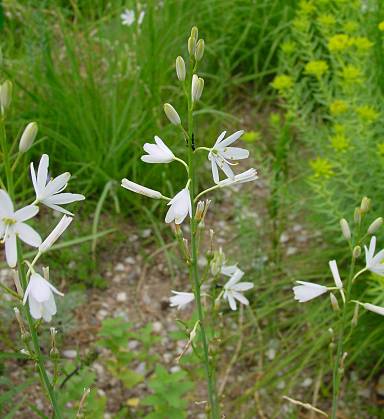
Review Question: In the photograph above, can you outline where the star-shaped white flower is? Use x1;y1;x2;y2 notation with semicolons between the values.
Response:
121;9;135;26
30;154;85;215
222;266;253;310
23;272;64;322
364;236;384;276
165;188;192;225
0;190;41;267
208;130;249;184
141;136;175;163
169;291;195;310
293;260;344;303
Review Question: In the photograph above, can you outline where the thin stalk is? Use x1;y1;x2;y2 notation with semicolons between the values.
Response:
17;241;63;418
187;68;220;418
331;256;355;419
0;118;13;194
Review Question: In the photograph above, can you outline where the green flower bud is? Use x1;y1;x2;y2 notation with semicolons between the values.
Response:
360;196;371;213
0;80;12;114
176;56;186;81
339;218;351;240
195;39;205;61
19;122;38;153
368;217;383;234
163;103;181;125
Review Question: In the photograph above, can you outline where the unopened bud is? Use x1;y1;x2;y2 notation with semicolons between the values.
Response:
182;238;190;260
339;218;351;240
176;56;186;81
0;80;12;114
195;201;205;222
352;303;359;327
360;197;371;213
368;217;383;234
352;245;361;259
163;103;181;125
19;122;38;153
195;39;205;61
43;266;50;281
12;270;23;297
354;207;361;224
330;293;340;311
191;75;204;102
191;26;198;41
188;36;196;56
174;223;182;238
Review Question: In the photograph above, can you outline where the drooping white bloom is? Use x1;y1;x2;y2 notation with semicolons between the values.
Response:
30;154;85;215
363;302;384;316
208;130;249;183
293;281;328;302
364;236;384;276
218;168;258;187
169;291;195;309
39;215;73;253
121;9;135;26
165;188;192;224
141;136;175;163
0;190;41;267
121;178;162;199
23;273;63;322
222;266;253;310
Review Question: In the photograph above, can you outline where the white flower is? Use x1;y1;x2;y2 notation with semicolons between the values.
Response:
293;281;328;302
39;215;73;253
218;168;258;187
165;188;192;224
329;260;345;302
364;236;384;276
169;291;195;309
138;10;145;25
121;178;162;199
363;302;384;316
121;9;135;26
141;136;175;163
208;130;249;183
23;272;63;322
222;266;253;310
0;190;41;267
30;154;85;215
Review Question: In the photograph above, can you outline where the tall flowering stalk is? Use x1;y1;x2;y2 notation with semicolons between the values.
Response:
292;197;384;418
0;80;84;417
121;27;257;418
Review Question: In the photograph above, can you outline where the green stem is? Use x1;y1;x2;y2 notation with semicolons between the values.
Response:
331;256;355;419
0;118;13;194
17;241;63;418
186;69;220;418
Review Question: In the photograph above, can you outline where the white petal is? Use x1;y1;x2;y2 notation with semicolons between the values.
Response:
14;205;39;222
28;295;43;319
364;303;384;316
226;292;237;310
0;189;14;216
41;172;70;199
37;154;49;193
329;260;342;289
219;130;244;147
232;291;250;306
30;162;38;194
29;274;52;302
211;158;220;184
15;223;42;247
293;282;328;302
5;233;17;267
44;193;85;205
220;147;249;160
232;282;254;292
214;131;226;147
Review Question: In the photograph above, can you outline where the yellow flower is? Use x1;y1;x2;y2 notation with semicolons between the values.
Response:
305;60;329;78
330;133;350;152
328;34;350;52
242;131;261;143
271;75;294;91
377;143;384;156
293;17;310;32
379;21;384;31
334;124;345;134
299;0;315;15
310;157;334;178
343;21;359;33
356;105;379;123
351;36;374;51
281;40;296;55
341;65;362;84
330;100;348;116
317;14;336;27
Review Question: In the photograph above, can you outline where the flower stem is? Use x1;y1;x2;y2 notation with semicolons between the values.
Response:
186;68;220;418
331;256;355;419
17;240;63;418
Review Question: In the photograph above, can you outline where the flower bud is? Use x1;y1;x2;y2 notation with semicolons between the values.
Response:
195;39;205;61
339;218;351;240
360;196;371;213
191;26;198;41
351;303;359;327
163;103;181;125
191;75;204;103
354;207;361;224
176;56;186;81
0;80;12;114
19;122;38;153
12;270;23;297
188;36;196;56
195;201;205;222
330;293;340;311
368;217;383;235
352;245;361;259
